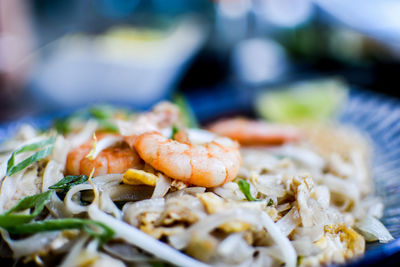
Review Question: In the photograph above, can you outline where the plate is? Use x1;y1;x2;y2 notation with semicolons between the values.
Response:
0;90;400;266
338;91;400;266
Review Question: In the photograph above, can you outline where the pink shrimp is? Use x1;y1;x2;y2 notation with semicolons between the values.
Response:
207;118;301;146
133;131;241;187
66;133;142;177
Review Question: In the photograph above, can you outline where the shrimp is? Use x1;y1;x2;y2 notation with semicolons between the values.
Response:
66;133;142;177
207;118;301;146
133;131;241;187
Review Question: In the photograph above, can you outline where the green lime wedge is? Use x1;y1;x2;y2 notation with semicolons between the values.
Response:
256;79;348;123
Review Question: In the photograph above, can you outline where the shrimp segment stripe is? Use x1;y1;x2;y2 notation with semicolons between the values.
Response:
207;142;229;183
134;132;241;187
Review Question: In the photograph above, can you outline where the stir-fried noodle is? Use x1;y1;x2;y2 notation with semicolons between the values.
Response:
0;102;392;266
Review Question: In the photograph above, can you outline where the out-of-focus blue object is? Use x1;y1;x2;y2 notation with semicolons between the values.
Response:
252;0;400;45
315;0;400;47
216;0;400;55
97;0;141;18
253;0;313;27
30;17;207;110
232;38;288;85
152;0;210;15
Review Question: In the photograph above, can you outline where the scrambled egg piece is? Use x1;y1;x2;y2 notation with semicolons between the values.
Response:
301;224;365;266
197;192;225;214
123;169;157;186
76;251;125;267
185;232;218;262
324;224;365;259
138;212;185;239
135;195;202;239
197;192;250;233
161;195;201;225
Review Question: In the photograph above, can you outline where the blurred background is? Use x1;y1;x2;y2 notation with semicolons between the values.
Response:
1;0;400;124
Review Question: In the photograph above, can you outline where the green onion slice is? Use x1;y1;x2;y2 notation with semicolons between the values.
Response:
6;136;56;176
173;94;199;128
0;190;53;227
237;179;259;201
0;190;114;244
6;218;114;244
49;175;89;192
171;125;179;140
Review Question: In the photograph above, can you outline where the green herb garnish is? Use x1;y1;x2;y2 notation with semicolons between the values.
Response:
173;94;199;128
237;179;258;201
89;105;119;133
6;218;114;244
267;199;274;206
6;136;56;176
53;110;88;134
0;190;53;227
55;105;122;134
49;175;89;192
89;105;113;120
54;118;71;134
0;190;114;244
97;119;118;133
171;125;179;140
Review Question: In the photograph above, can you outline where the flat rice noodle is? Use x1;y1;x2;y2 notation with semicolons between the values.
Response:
88;204;211;267
1;230;59;258
64;184;94;214
276;207;301;236
152;173;171;199
123;198;165;226
216;233;254;264
51;136;71;166
42;160;64;192
169;208;296;267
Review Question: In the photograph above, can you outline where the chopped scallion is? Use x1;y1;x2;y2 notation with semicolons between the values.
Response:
6;218;114;244
89;105;113;120
173;94;199;128
0;190;114;244
237;179;258;201
97;119;119;133
0;190;53;228
171;125;179;140
49;175;89;192
6;136;56;176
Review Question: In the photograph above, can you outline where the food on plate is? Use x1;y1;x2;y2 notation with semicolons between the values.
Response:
0;101;392;267
66;133;142;177
207;118;301;145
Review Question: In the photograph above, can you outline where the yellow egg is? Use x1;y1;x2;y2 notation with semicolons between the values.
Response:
122;169;158;186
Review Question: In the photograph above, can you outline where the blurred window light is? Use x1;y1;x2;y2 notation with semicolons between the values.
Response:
218;0;251;18
216;0;251;45
254;0;313;27
316;0;400;43
232;38;287;84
